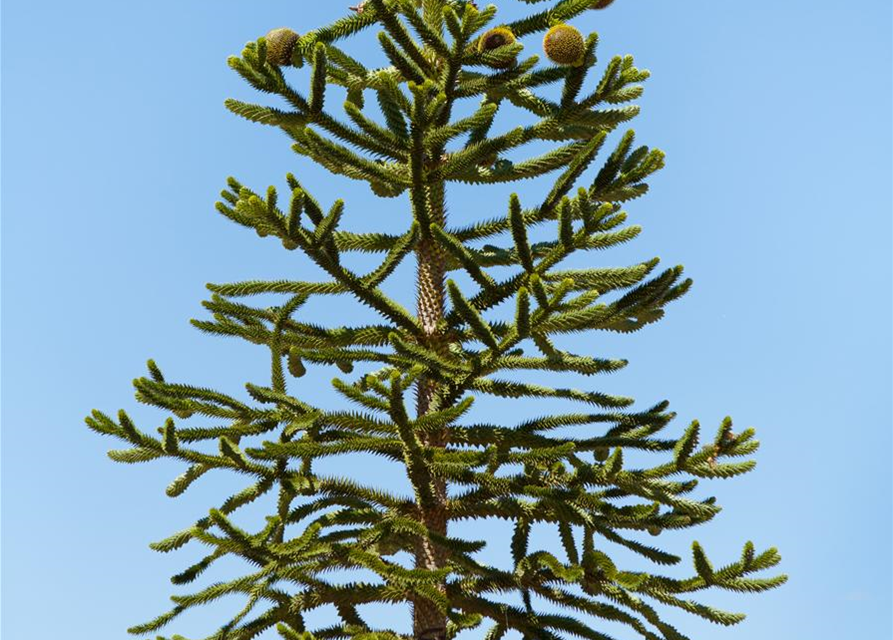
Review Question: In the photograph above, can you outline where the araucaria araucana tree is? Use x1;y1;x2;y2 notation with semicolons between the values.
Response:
85;1;787;639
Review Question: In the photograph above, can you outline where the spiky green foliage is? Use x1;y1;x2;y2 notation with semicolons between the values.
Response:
85;2;786;639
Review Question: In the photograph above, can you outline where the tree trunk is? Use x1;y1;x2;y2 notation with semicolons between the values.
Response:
412;216;449;640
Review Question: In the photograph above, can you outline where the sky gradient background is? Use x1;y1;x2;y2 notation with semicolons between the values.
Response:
2;1;891;639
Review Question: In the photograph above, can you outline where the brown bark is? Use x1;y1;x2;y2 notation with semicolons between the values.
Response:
412;228;449;640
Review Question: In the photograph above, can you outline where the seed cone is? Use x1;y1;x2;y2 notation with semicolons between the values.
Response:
478;27;517;68
591;0;616;8
543;24;586;66
265;27;299;66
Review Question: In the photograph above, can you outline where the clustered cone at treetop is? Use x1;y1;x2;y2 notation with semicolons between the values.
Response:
84;1;787;640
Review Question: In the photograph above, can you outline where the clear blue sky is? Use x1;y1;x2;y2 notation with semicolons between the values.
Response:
2;1;891;639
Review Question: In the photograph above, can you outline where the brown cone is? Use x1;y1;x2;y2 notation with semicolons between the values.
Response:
478;27;517;69
543;24;586;66
265;27;298;66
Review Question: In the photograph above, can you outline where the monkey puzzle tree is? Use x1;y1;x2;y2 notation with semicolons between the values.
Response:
85;1;787;639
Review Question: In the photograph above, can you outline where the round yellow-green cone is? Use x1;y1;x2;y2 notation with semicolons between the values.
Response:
265;27;299;66
591;0;616;8
543;24;586;66
647;525;661;536
477;27;517;68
